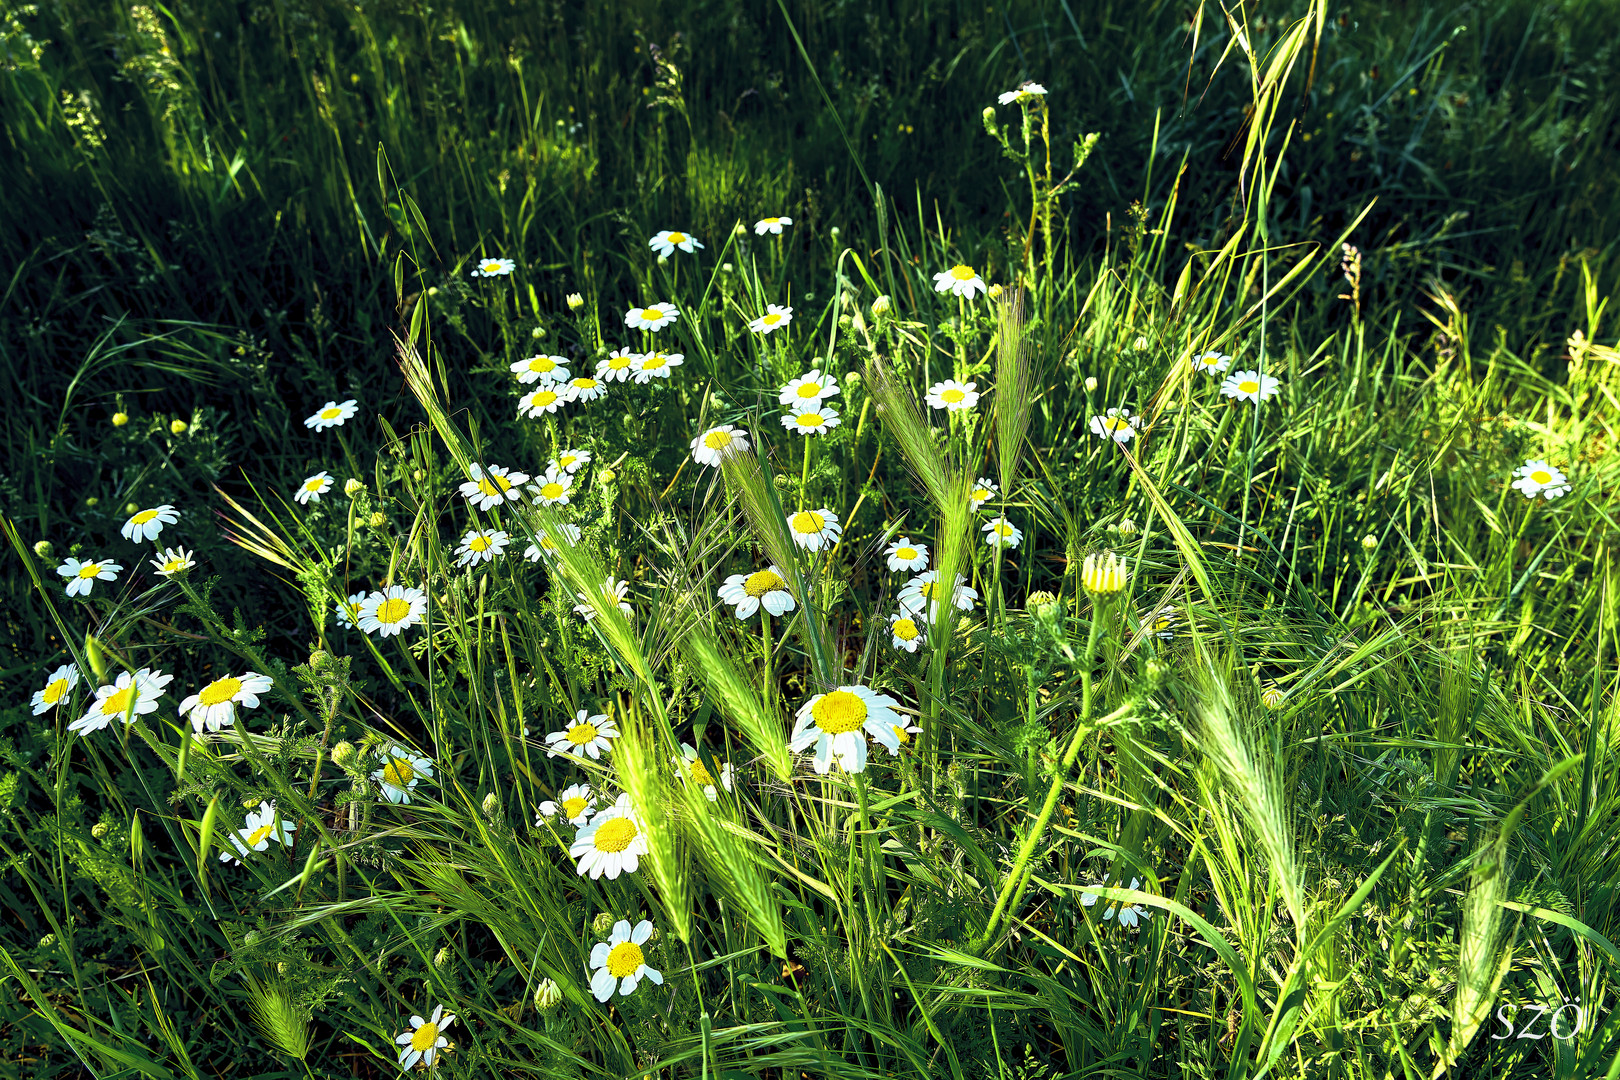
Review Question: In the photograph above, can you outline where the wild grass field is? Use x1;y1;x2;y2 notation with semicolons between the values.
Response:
2;0;1619;1077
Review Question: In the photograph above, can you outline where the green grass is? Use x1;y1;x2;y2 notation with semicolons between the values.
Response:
3;0;1620;1077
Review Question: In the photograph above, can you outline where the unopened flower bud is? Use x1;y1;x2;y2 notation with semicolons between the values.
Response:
277;961;289;974
111;412;129;427
124;502;139;515
308;649;331;671
33;540;53;559
988;283;1004;300
1026;590;1058;611
434;946;452;970
481;792;500;819
531;325;546;339
871;295;891;318
1084;376;1098;392
331;741;358;769
427;286;439;297
369;512;386;528
1261;686;1285;710
982;106;998;129
86;496;99;507
829;227;841;241
721;262;733;273
1081;551;1128;595
1116;518;1138;537
170;419;189;435
91;821;110;839
1361;534;1378;550
535;977;563;1011
598;468;616;485
566;292;584;311
344;478;365;497
591;912;615;935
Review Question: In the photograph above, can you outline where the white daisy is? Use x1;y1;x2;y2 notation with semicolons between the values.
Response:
1081;873;1151;928
1511;459;1571;500
754;216;793;235
649;230;703;257
790;685;905;775
395;1005;456;1071
970;477;999;509
120;504;178;543
512;353;570;384
294;471;333;505
889;613;925;653
373;745;434;804
1192;351;1231;375
926;379;980;412
570;793;648;879
891;719;925;750
781;404;840;435
454;528;511;567
458;464;531;511
303;399;359;430
553;448;592;474
897;571;979;618
150;547;195;577
717;566;796;619
334;590;367;628
596;347;641;383
883;537;930;572
1089;407;1142;443
675;743;733;801
564;375;608;403
471;256;515;277
1220;369;1282;404
177;671;273;734
56;557;122;597
932;264;988;300
589;919;663;1001
518;385;568;417
748;304;793;334
788;508;841;551
537;782;596;827
690;425;750;468
30;663;80;715
983;517;1023;548
219;800;295;865
778;369;840;407
523;523;583;562
546;709;619;760
69;668;172;735
531;467;574;507
357;584;428;637
632;350;684;384
625;302;679;332
1149;606;1179;640
997;82;1048;105
574;577;632;621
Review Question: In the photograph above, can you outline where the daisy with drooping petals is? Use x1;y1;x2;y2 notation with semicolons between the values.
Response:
512;353;570;384
779;369;840;407
625;302;679;332
531;467;574;507
574;577;632;621
454;528;510;567
373;745;433;804
718;566;796;620
69;668;172;736
884;537;930;573
632;350;683;384
690;425;750;468
357;584;428;637
970;477;999;509
553;448;592;474
748;304;793;334
459;464;531;511
897;571;979;619
891;718;925;750
649;230;703;257
150;547;195;577
596;348;641;383
219;800;294;865
471;256;515;277
546;709;619;760
997;82;1048;105
781;404;839;435
754;216;793;235
1089;408;1142;443
983;517;1023;549
590;920;663;1001
1081;872;1151;928
303;399;358;430
1512;459;1571;500
565;375;608;403
1220;369;1281;404
926;379;980;412
1193;351;1231;375
31;663;79;715
178;671;273;734
518;385;567;417
537;782;596;826
294;471;333;505
57;557;122;597
889;613;925;653
790;685;905;775
334;590;367;629
570;793;648;879
675;743;733;801
933;264;988;300
395;1005;456;1071
788;508;841;551
120;504;178;543
523;523;582;561
1149;605;1179;640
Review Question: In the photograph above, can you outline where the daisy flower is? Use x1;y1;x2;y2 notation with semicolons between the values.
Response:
518;385;568;417
512;353;570;384
537;782;596;827
1149;606;1179;640
303;399;358;430
471;256;515;277
932;264;988;300
997;82;1048;105
754;216;793;235
523;523;583;562
632;350;683;383
69;668;172;736
1220;369;1282;404
884;537;930;572
625;302;679;332
778;369;840;407
31;663;79;715
589;920;663;1001
891;719;925;750
546;709;619;760
1081;873;1151;928
574;577;632;621
357;584;428;637
790;685;905;775
983;517;1023;548
150;547;195;577
690;425;750;468
926;379;980;412
1512;459;1571;500
395;1005;456;1071
294;471;333;505
748;304;793;334
373;745;434;804
334;590;367;629
1193;351;1231;375
1082;552;1129;595
897;571;979;618
56;557;122;597
454;528;511;567
570;793;647;879
889;613;925;653
120;504;178;543
219;800;294;865
781;404;840;435
717;566;796;619
565;375;608;403
675;743;733;801
649;230;703;257
553;448;592;474
1089;407;1141;443
531;467;574;507
788;508;841;551
458;464;531;511
596;348;641;383
970;477;999;509
178;671;273;734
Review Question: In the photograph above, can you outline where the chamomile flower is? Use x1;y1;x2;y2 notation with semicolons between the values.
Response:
395;1005;456;1071
983;517;1023;548
373;746;434;804
518;386;568;417
1089;408;1142;443
632;350;683;383
565;375;608;403
523;523;582;561
926;379;980;412
57;557;122;597
781;404;840;435
748;304;793;334
690;425;750;468
294;471;333;505
625;302;679;332
788;508;841;551
649;230;703;257
889;613;925;653
219;801;294;865
675;743;733;801
531;467;574;507
303;399;358;430
178;671;273;734
1512;459;1571;500
69;668;172;735
718;566;796;619
779;369;840;407
553;448;592;474
357;584;428;637
1221;369;1282;404
512;353;570;384
570;793;647;879
897;571;979;618
573;577;632;621
546;709;619;760
1080;873;1150;928
537;783;596;827
150;547;195;577
589;920;663;1001
120;504;178;543
997;82;1048;105
596;347;641;382
1193;351;1231;375
334;590;367;628
459;464;531;511
31;663;79;715
933;264;988;300
969;477;999;509
471;256;515;277
884;538;930;572
454;528;511;567
754;216;793;235
1149;605;1179;639
790;685;904;775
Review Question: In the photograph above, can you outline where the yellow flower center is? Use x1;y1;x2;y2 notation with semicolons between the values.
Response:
320;407;342;420
606;941;644;978
743;570;786;598
993;522;1014;537
531;390;559;407
639;308;661;321
811;690;869;734
376;597;412;624
609;354;633;369
892;724;913;744
763;313;782;325
942;388;965;403
920;582;937;599
1200;356;1220;367
131;509;159;525
566;722;599;745
476;475;512;497
949;264;976;280
762;218;779;225
640;355;663;369
559;454;578;468
790;511;825;534
796;383;820;398
1531;470;1552;484
197;676;242;707
972;489;991;502
538;535;559;551
795;413;823;428
572;378;597;390
540;482;565;500
43;678;70;705
895;546;917;560
703;430;733;450
383;759;415;787
529;356;557;372
892;618;919;641
1103;416;1131;431
467;535;492;552
593;817;638;853
1238;380;1260;394
561;795;590;819
668;232;685;244
100;685;135;717
688;757;715;786
77;563;102;579
162;558;186;573
246;823;275;847
410;1022;439;1053
304;477;324;492
1154;617;1174;634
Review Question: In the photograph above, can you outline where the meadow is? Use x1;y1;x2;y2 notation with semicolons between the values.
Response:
2;0;1619;1077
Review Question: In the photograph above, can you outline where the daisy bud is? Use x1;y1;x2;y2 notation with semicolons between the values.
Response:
243;930;261;946
734;221;749;236
598;468;616;485
1261;686;1284;709
344;478;365;497
566;292;584;311
33;540;53;559
481;792;500;819
1084;376;1098;392
870;295;891;317
721;262;733;273
111;411;129;427
591;912;615;935
85;497;98;506
331;741;358;769
1081;552;1128;596
988;283;1004;300
91;821;110;839
39;933;57;948
531;325;546;339
434;946;452;970
308;649;331;671
830;227;840;241
535;978;563;1011
170;419;188;435
124;502;140;515
981;106;998;131
369;512;386;528
844;371;861;386
1026;590;1058;611
277;962;289;975
427;286;439;296
1361;534;1378;550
